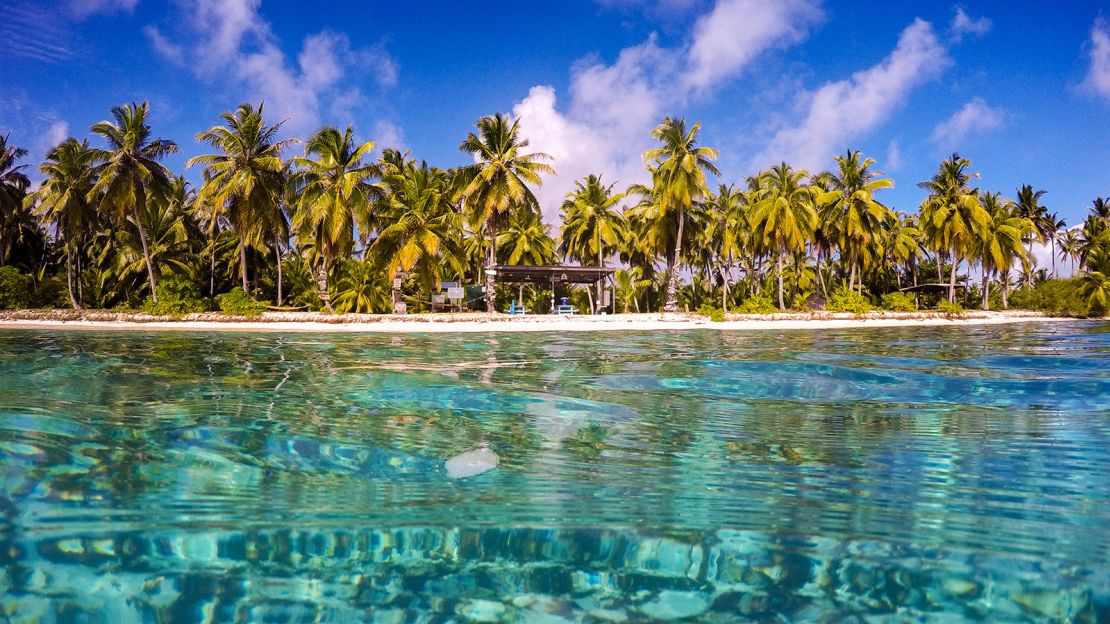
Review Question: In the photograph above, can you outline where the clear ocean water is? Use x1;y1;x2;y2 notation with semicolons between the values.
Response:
0;322;1108;623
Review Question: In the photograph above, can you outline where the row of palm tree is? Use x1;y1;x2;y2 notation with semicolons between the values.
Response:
2;102;1108;315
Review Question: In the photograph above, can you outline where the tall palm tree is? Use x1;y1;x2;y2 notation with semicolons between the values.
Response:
703;184;746;309
880;212;922;290
87;102;179;300
816;150;894;293
458;113;553;312
371;160;464;295
497;210;554;265
0;134;33;266
750;163;818;310
291;125;379;312
1014;184;1048;286
1091;197;1110;220
975;192;1031;310
29;138;98;308
558;174;627;312
918;153;989;302
642;117;719;313
1042;212;1066;277
187;103;292;298
1059;228;1082;276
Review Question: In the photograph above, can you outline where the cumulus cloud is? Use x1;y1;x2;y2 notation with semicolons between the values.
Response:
930;97;1004;148
949;6;991;41
39;120;70;152
1083;18;1110;100
145;0;399;136
753;19;948;171
886;139;902;171
513;0;822;221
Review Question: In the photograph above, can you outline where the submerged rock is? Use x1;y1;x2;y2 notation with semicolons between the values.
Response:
445;442;499;479
639;590;710;621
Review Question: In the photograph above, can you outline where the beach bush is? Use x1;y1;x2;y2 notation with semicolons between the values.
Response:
216;288;267;316
735;295;776;314
936;300;965;318
1010;279;1091;317
695;304;726;322
0;266;33;309
880;292;916;312
826;287;872;314
143;276;207;316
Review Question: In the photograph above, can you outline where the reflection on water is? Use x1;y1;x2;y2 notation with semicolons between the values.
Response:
1;323;1108;622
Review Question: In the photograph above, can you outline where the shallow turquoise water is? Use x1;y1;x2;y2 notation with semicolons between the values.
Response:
1;322;1108;622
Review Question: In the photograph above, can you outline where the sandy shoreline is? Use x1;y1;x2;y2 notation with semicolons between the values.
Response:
0;310;1084;333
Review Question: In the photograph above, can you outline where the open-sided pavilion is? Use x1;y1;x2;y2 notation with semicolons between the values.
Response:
488;264;616;314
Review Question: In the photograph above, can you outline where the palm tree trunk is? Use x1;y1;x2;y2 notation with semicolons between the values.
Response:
65;247;81;309
816;250;827;297
1050;238;1056;277
663;208;685;313
936;251;943;286
848;248;857;291
776;247;785;310
209;242;216;298
981;260;990;311
316;260;334;313
131;204;158;301
239;241;249;292
949;249;958;303
720;261;730;311
596;232;603;314
274;239;283;306
484;228;497;313
1026;240;1033;288
1003;268;1010;308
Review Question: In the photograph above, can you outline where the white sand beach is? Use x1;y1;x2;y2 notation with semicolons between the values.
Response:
0;310;1081;333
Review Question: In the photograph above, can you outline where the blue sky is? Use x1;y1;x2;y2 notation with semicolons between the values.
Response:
2;0;1108;236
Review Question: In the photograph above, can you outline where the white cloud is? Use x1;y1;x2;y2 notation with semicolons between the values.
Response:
752;19;949;172
1083;18;1110;100
40;120;70;152
949;7;991;41
930;97;1003;148
68;0;138;19
145;0;399;136
372;120;406;152
886;139;902;171
685;0;822;90
513;0;822;221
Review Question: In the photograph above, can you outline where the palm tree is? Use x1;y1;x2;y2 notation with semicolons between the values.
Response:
614;266;651;312
371;160;464;295
29;138;98;308
975;192;1031;310
918;153;989;303
1059;228;1082;276
642;117;719;313
750;163;818;310
1091;197;1110;220
0;134;32;266
291;125;379;312
703;184;747;309
1041;212;1067;278
458;113;553;312
87;102;180;300
880;212;922;290
498;210;554;265
187;103;292;299
1014;184;1048;286
817;150;894;293
558;174;627;312
333;258;387;314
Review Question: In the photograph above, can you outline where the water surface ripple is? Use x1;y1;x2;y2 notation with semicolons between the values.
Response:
1;322;1108;622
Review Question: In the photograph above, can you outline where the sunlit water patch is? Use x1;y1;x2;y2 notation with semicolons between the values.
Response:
1;323;1108;622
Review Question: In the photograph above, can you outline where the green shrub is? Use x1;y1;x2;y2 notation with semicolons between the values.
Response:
0;266;33;309
880;291;916;312
936;300;965;318
735;295;776;314
215;287;267;316
826;287;873;314
1010;279;1090;317
695;303;726;322
143;276;207;316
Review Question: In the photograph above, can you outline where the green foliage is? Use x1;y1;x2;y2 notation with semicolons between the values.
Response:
936;300;966;318
880;291;917;312
826;286;873;314
215;287;267;316
0;266;33;309
734;295;776;314
1010;279;1093;317
143;275;207;316
696;303;725;322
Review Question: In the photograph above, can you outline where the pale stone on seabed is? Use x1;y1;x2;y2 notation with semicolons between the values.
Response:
444;443;499;479
638;590;710;621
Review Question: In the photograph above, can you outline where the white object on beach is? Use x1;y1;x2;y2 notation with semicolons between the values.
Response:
445;442;499;479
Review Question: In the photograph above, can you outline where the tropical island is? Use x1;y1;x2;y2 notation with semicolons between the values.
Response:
1;102;1107;327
